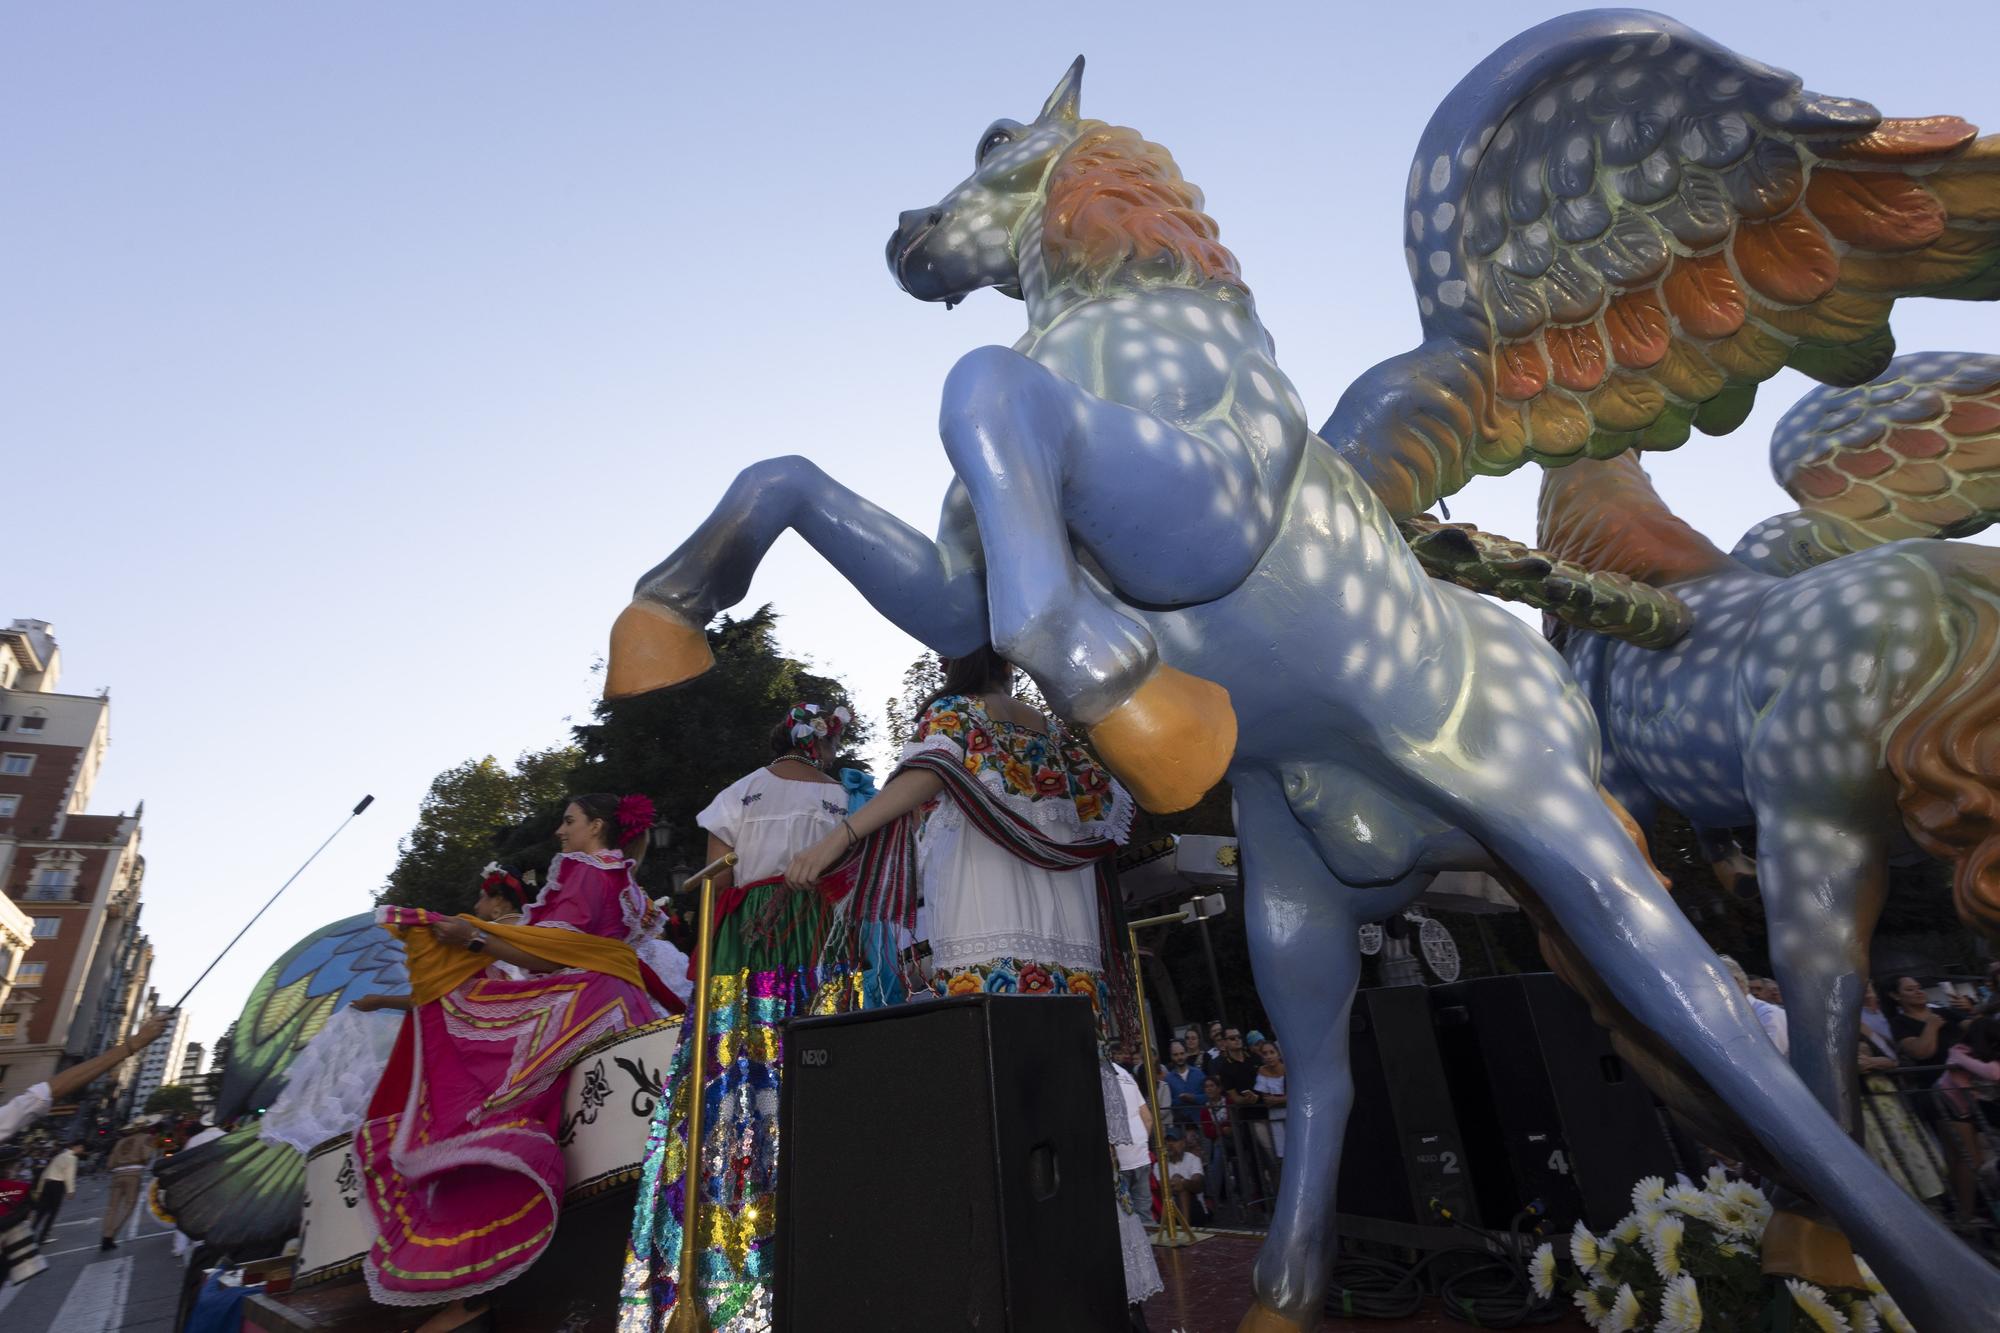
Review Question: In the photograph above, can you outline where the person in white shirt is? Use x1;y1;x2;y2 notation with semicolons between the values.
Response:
0;1012;168;1147
1720;955;1789;1055
1162;1129;1208;1226
31;1144;80;1246
1112;1059;1154;1202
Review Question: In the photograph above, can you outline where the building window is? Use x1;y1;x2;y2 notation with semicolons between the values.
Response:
31;918;59;940
18;716;43;733
0;754;31;776
0;795;17;818
27;870;74;901
16;963;45;987
0;1015;18;1039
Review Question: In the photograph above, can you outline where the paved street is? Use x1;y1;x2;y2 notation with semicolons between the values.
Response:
0;1172;186;1333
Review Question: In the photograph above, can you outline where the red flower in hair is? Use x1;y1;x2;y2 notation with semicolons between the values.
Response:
615;794;656;844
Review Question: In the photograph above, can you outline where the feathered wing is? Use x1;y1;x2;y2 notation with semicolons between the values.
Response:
1734;351;2000;573
154;912;407;1250
216;911;408;1120
1324;10;2000;523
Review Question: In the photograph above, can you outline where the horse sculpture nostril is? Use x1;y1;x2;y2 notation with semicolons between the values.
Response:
927;210;942;227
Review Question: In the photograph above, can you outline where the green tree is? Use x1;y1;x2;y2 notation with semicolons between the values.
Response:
378;747;579;912
542;606;870;894
202;1022;233;1109
144;1083;198;1116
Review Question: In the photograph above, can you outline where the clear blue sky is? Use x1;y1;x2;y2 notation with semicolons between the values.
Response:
6;2;1995;1056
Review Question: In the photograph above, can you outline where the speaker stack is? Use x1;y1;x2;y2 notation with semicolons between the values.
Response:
1336;983;1484;1226
773;994;1125;1332
1431;973;1681;1232
1333;976;1683;1238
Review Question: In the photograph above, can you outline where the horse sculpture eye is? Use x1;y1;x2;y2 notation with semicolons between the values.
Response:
977;130;1011;163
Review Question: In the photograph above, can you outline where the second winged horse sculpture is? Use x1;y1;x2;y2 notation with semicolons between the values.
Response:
1540;351;2000;1208
607;12;2000;1330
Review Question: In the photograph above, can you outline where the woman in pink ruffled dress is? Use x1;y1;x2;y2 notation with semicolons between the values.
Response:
357;792;683;1332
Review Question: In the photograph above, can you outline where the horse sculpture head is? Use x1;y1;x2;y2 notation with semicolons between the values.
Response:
887;57;1245;310
886;57;1089;307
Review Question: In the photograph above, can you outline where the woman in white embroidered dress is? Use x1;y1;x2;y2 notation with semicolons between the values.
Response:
785;648;1161;1317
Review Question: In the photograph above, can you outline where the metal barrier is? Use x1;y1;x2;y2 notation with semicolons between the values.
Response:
1151;1070;2000;1243
1861;1066;2000;1244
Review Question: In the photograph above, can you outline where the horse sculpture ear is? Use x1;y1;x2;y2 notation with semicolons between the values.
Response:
1037;55;1084;124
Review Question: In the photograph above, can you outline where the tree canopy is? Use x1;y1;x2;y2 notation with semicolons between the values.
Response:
377;747;578;913
145;1083;197;1116
378;606;869;905
555;606;868;892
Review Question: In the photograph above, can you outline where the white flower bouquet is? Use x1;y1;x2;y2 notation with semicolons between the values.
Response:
1531;1170;1913;1332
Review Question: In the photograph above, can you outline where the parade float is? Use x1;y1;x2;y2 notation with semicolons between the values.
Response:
604;9;2000;1331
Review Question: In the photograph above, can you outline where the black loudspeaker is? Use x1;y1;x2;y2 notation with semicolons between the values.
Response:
774;994;1125;1332
1431;973;1681;1232
1337;984;1482;1226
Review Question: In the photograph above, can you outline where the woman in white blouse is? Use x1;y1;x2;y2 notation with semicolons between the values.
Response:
621;701;865;1330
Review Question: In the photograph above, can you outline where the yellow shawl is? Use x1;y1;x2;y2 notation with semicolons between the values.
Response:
383;915;644;1005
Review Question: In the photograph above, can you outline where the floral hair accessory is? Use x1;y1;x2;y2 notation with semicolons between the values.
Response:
615;794;656;846
783;702;851;763
479;862;526;908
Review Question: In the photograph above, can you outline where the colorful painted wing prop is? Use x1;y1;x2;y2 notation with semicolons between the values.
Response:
1326;11;2000;626
1734;351;2000;573
153;912;407;1249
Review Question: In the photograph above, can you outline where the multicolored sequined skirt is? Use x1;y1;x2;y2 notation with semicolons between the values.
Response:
619;883;860;1333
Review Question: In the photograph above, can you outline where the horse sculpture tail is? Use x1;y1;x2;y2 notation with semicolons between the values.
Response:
1883;542;2000;937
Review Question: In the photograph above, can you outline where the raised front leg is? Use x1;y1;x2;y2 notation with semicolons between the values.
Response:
939;345;1246;810
1478;793;2000;1333
607;455;989;697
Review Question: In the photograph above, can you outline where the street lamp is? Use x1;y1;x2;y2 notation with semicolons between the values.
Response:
1126;893;1228;1248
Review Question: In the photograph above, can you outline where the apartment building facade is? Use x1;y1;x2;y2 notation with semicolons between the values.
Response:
0;620;155;1110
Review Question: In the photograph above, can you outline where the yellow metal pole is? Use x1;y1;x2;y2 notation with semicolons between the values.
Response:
665;852;734;1333
1126;907;1206;1247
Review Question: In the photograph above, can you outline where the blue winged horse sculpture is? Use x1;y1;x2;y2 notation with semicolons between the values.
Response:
605;12;2000;1330
1537;353;2000;1207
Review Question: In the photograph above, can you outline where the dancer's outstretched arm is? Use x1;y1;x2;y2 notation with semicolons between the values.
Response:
782;770;946;890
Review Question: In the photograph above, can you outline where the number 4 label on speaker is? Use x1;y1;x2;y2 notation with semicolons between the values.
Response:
1546;1149;1571;1175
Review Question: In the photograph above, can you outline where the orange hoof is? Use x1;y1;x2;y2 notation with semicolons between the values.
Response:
605;601;715;699
1237;1299;1313;1333
1762;1207;1865;1291
1087;665;1236;814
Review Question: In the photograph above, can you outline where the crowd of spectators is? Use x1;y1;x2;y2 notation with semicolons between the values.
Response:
1112;1019;1289;1225
1723;955;2000;1239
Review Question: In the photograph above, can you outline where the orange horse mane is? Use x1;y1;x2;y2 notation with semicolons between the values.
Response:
1042;123;1247;299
